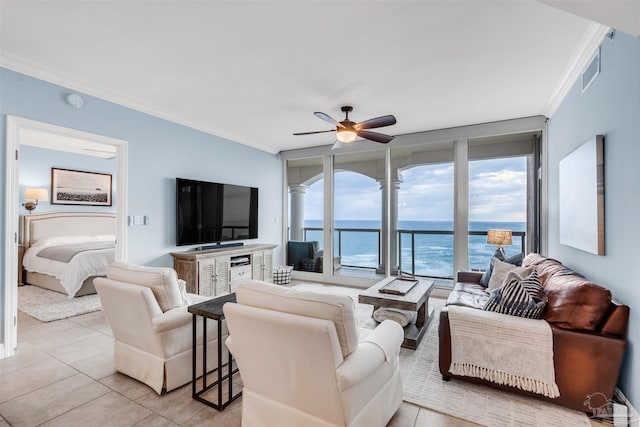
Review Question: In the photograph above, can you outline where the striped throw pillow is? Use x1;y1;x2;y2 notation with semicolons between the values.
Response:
483;270;547;319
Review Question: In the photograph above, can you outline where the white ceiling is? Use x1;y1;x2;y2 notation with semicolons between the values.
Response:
0;1;614;154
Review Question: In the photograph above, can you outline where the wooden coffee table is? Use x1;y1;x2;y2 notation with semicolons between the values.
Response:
358;278;434;349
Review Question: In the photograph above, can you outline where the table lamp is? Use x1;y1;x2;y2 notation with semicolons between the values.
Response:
486;229;512;259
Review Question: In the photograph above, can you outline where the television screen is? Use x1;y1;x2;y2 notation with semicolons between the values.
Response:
176;178;258;246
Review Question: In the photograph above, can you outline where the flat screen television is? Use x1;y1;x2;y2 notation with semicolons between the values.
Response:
176;178;258;247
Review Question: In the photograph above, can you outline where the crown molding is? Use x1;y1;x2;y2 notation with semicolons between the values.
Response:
0;52;278;154
544;22;610;118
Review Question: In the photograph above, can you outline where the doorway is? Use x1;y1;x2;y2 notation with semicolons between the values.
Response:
2;116;128;358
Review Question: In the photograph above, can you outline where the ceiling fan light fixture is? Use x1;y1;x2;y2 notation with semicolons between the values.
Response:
336;128;357;143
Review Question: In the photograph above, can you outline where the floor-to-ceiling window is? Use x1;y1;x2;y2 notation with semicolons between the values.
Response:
468;156;528;270
467;133;539;271
281;120;544;287
392;142;455;281
333;150;385;279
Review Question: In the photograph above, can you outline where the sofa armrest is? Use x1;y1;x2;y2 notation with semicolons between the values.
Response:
551;325;626;406
599;298;629;337
152;306;191;333
457;271;483;284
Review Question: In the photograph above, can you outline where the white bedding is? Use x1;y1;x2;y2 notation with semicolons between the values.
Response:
23;239;115;297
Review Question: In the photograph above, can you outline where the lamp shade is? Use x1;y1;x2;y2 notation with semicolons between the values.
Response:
486;229;512;246
24;188;49;202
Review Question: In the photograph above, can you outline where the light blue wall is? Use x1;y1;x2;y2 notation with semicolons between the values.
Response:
1;68;283;342
19;145;117;215
547;32;640;407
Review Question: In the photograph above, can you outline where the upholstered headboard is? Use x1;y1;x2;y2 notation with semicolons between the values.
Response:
20;211;116;248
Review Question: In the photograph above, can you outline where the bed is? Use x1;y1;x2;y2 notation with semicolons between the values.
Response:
20;211;116;297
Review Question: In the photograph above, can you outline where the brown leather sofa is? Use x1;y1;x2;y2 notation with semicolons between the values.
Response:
439;253;629;413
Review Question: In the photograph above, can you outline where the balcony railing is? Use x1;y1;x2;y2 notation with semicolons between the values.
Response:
302;227;526;279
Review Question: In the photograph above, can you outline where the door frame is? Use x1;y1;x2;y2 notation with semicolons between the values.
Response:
2;115;128;358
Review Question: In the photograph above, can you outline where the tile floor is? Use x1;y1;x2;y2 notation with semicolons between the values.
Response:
0;298;483;427
1;289;606;427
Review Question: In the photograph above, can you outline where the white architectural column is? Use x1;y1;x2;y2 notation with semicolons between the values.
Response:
377;176;401;275
288;184;307;241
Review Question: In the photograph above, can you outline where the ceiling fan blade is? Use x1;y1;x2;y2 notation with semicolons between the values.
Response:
357;130;394;144
331;140;344;150
356;115;397;130
314;112;345;128
292;130;335;136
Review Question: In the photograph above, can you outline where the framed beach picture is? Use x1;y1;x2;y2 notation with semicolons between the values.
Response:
51;168;112;206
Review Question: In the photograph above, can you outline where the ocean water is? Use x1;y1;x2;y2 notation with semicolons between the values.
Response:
303;220;526;278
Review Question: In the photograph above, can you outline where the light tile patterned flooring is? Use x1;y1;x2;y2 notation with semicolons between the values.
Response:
0;283;606;427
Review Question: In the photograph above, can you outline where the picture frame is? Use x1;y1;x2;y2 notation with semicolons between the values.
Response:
558;135;604;255
51;168;112;206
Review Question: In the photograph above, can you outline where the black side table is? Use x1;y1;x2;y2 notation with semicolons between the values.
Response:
188;293;241;411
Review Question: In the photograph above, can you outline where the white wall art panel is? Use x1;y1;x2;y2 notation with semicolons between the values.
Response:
559;135;604;255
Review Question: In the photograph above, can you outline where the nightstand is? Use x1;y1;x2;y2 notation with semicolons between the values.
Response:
18;244;25;286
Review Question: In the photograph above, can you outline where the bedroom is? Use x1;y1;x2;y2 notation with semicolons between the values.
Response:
17;139;118;315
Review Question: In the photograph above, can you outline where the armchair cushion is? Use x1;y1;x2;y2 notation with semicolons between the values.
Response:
236;280;359;358
107;262;184;312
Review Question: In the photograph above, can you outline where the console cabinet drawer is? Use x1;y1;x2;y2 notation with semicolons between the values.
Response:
230;265;252;282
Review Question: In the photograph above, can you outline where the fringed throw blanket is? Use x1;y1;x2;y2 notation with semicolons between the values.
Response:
447;305;560;398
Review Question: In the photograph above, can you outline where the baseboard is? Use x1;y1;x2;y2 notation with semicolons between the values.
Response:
613;387;639;426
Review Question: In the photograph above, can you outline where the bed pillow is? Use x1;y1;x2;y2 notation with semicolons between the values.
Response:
31;235;95;247
483;270;547;319
487;257;534;291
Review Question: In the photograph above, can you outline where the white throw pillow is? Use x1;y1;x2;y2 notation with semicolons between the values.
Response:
487;257;534;291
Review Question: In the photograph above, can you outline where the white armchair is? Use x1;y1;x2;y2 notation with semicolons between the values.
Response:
223;280;404;427
94;263;225;394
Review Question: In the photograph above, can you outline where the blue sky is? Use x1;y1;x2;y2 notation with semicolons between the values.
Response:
301;156;527;223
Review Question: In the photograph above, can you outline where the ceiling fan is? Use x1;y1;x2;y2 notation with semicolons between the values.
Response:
293;106;397;149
